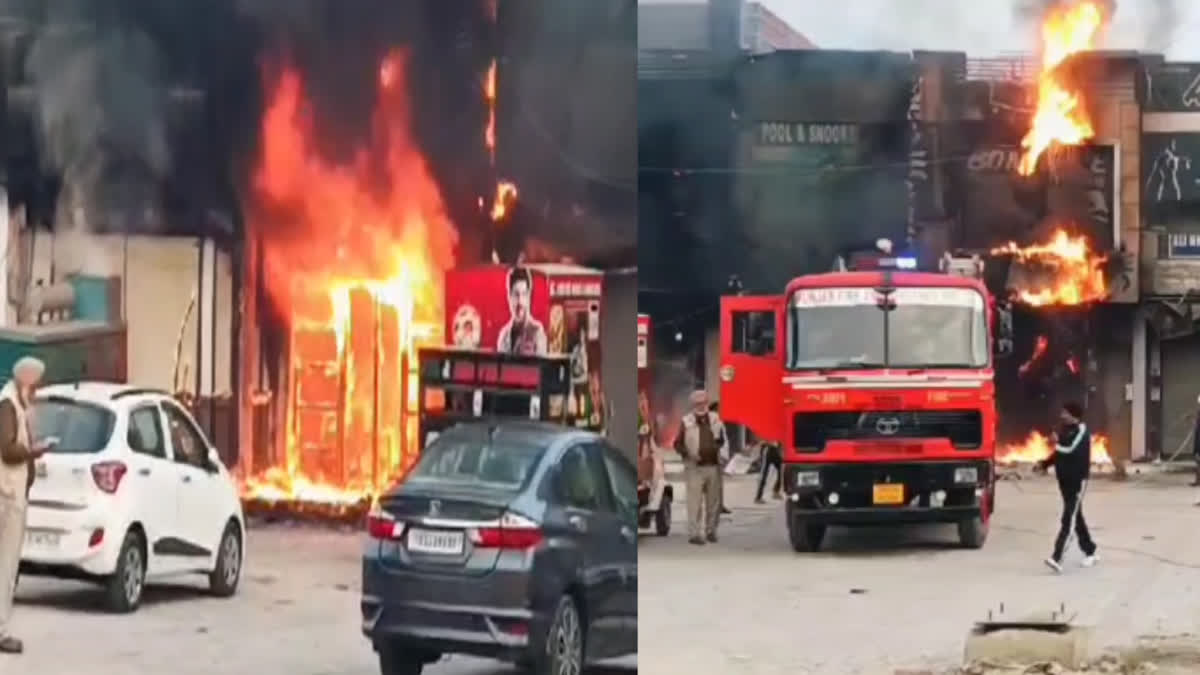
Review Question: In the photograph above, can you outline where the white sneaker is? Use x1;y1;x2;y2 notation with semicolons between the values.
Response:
1081;554;1099;568
1044;557;1063;574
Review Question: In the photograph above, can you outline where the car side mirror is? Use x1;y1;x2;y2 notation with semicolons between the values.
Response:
205;448;222;473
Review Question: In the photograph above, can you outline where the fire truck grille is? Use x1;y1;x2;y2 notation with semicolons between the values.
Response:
793;410;983;451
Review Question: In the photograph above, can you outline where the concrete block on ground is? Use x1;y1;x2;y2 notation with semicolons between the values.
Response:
963;625;1092;669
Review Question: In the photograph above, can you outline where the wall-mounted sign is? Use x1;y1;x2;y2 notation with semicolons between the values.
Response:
433;357;544;389
1143;133;1200;204
549;278;602;299
959;143;1115;253
966;147;1022;173
757;121;860;146
1168;233;1200;259
1144;63;1200;113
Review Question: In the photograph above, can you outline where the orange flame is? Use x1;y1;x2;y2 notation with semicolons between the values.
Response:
998;429;1112;466
485;60;497;161
482;58;518;227
491;180;518;221
242;50;457;505
1017;1;1104;176
1018;334;1049;377
991;229;1108;306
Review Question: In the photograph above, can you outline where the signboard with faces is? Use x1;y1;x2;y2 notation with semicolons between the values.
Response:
443;264;607;432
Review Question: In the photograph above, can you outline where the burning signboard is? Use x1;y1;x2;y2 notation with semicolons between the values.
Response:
991;229;1109;306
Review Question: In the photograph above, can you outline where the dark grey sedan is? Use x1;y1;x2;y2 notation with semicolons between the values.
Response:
361;422;638;675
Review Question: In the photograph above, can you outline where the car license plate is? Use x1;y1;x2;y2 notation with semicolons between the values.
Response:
25;530;60;548
872;484;904;505
407;528;464;555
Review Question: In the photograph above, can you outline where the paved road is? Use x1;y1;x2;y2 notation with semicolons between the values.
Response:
639;467;1200;674
9;525;636;675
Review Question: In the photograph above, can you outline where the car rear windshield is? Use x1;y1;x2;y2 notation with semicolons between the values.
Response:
31;398;116;454
406;438;546;491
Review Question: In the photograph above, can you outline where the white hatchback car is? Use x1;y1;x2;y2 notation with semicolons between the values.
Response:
19;383;245;612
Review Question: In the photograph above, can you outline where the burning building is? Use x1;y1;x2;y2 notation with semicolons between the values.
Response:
639;0;1200;468
0;0;636;516
233;0;638;511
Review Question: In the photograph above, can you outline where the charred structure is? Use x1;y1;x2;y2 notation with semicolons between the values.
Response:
0;0;635;509
640;5;1200;465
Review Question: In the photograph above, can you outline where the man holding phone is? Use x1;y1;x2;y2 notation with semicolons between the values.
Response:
0;356;50;655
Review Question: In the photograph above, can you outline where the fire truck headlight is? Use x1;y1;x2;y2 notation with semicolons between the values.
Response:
954;467;978;484
796;471;820;488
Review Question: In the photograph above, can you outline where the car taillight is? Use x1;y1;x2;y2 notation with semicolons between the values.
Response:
366;504;405;540
472;512;543;550
91;461;127;494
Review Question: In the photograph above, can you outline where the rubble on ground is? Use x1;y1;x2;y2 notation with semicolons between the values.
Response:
949;636;1200;674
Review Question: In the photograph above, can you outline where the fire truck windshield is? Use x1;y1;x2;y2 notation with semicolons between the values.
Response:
786;286;989;370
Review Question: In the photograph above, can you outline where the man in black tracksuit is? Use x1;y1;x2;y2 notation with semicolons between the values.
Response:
1037;401;1098;573
754;442;782;504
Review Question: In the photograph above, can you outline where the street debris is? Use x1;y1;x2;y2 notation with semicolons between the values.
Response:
952;635;1200;674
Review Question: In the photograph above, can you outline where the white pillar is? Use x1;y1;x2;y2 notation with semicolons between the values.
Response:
199;237;217;397
1131;314;1147;462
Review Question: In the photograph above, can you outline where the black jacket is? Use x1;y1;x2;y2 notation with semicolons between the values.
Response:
1039;422;1091;483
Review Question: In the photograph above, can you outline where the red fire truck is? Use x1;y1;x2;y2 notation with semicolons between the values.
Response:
718;249;1010;552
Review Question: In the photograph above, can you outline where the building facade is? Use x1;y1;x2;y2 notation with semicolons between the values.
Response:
638;0;815;54
640;43;1200;465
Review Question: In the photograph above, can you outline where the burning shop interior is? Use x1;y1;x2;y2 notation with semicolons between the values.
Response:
0;0;636;516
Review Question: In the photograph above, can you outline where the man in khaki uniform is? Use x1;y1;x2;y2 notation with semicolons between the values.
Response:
0;357;51;655
675;390;727;545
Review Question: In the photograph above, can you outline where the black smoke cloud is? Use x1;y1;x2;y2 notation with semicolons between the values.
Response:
2;0;262;233
1;0;634;268
13;0;174;230
498;0;636;266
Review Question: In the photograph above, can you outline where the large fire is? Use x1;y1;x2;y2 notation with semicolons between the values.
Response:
241;51;459;505
998;429;1112;466
991;229;1108;306
1017;1;1105;176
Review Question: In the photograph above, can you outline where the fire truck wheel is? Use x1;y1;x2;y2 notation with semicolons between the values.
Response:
957;516;989;549
654;498;672;536
788;517;826;553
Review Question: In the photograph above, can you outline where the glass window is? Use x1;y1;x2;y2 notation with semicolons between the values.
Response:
128;407;166;459
557;444;613;512
601;445;638;524
788;286;988;369
162;403;209;468
731;310;775;357
31;398;115;454
407;437;546;492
